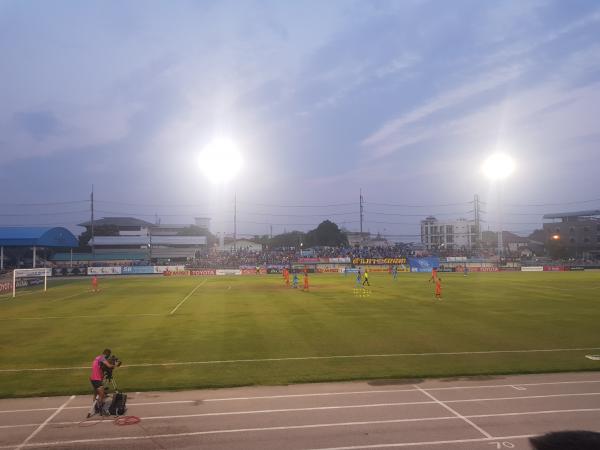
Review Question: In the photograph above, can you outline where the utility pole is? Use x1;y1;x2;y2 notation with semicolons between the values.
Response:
233;193;237;252
473;194;481;249
270;224;273;239
359;189;364;235
90;185;95;258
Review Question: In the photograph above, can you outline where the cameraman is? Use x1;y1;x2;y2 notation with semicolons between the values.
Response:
89;348;116;406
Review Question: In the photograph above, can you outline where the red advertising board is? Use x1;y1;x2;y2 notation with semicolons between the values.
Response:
470;267;499;272
543;266;566;272
189;269;217;276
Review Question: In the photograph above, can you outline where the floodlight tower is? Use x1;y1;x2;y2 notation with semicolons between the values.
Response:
198;138;243;252
482;153;515;258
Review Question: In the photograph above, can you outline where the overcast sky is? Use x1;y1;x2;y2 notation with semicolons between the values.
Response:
1;0;599;240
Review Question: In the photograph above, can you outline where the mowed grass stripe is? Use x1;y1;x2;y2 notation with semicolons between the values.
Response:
0;272;599;397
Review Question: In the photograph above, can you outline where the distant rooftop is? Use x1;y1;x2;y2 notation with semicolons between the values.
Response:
78;217;154;227
0;227;78;248
543;210;600;219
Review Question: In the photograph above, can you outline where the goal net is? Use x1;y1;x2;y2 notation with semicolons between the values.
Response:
10;268;51;298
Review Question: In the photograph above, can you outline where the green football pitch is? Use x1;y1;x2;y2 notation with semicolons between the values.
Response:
0;272;599;398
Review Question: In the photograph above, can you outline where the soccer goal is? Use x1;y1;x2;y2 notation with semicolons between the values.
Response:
11;268;51;298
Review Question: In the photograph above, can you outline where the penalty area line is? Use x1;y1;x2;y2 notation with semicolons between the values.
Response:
1;346;600;373
169;279;207;315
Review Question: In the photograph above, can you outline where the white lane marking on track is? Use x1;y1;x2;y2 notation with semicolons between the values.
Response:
414;384;492;439
5;406;600;432
14;395;74;450
169;280;207;315
3;347;600;372
0;417;464;448
510;385;527;391
469;407;600;418
303;434;537;450
0;423;38;429
2;381;600;414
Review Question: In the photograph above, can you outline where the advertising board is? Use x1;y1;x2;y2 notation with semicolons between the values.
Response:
53;267;87;277
470;267;499;272
188;269;216;276
122;266;155;275
521;266;543;272
543;266;566;272
0;278;44;294
163;270;191;276
14;268;52;278
0;280;12;294
329;257;351;263
154;265;185;274
352;257;407;265
216;269;242;276
408;257;440;272
88;267;122;275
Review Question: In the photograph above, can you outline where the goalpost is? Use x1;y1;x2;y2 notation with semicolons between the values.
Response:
12;268;51;298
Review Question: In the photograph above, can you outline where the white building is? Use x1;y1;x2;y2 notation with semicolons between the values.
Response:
420;216;479;250
79;217;209;261
223;239;263;253
345;231;390;247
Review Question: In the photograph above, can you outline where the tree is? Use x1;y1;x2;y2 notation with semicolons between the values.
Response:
305;220;348;247
268;231;306;248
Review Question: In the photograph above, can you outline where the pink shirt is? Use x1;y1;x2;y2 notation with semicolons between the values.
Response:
90;355;106;381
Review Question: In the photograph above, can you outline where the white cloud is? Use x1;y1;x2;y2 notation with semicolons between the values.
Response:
361;65;522;156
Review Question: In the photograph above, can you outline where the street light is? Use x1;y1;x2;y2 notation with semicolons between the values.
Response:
482;152;515;258
198;137;243;251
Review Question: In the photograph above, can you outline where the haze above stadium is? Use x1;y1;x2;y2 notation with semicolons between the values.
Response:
1;0;599;240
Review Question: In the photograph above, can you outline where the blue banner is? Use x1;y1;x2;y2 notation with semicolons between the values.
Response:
408;257;440;272
122;266;155;275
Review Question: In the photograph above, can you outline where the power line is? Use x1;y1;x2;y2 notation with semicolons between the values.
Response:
365;210;472;217
238;201;357;208
0;210;89;217
366;201;471;208
0;200;88;206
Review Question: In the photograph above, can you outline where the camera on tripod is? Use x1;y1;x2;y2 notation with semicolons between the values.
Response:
102;355;122;381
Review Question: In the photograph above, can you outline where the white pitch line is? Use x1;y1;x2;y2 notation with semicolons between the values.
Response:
2;346;599;373
169;280;207;315
414;384;492;439
14;395;74;450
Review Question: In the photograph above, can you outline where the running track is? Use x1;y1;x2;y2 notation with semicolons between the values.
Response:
1;372;600;449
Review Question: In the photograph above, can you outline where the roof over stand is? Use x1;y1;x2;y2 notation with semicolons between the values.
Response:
0;227;78;248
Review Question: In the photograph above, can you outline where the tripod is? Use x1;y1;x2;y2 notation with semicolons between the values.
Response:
87;376;118;418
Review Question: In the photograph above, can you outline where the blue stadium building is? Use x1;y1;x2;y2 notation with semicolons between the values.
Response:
0;227;78;270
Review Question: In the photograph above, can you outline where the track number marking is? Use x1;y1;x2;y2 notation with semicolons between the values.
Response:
489;442;515;448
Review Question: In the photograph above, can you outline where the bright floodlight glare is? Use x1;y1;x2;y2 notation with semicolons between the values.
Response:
482;153;515;181
198;138;243;184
